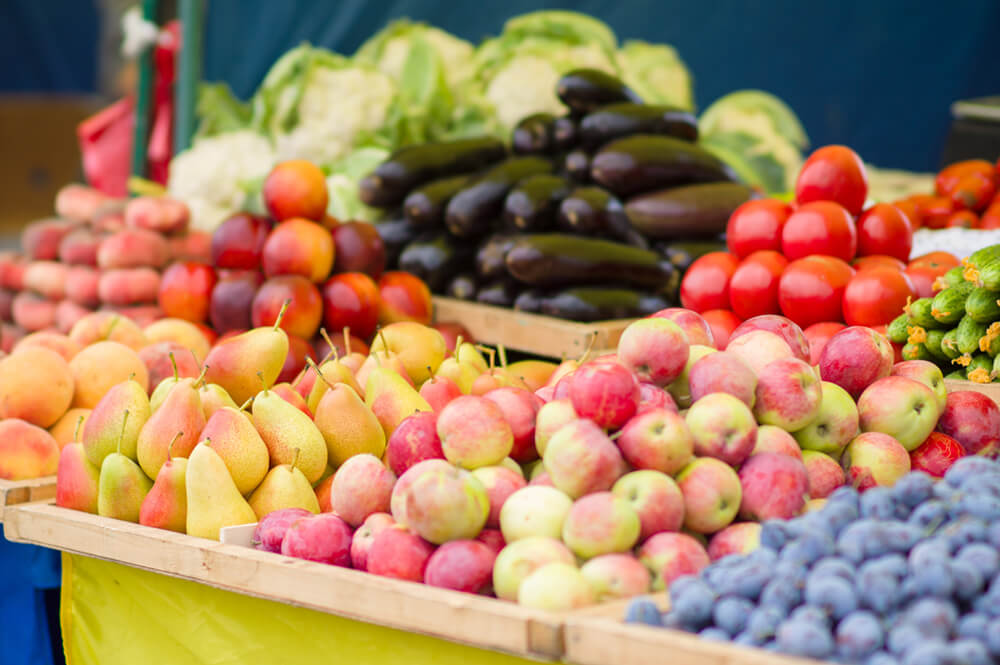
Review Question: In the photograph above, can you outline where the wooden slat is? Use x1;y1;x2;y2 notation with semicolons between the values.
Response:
3;503;564;660
0;476;56;522
432;297;631;359
944;378;1000;405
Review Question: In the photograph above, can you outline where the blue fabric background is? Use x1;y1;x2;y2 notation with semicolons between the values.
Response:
2;1;999;171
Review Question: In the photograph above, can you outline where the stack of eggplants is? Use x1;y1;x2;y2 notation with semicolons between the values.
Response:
360;68;757;322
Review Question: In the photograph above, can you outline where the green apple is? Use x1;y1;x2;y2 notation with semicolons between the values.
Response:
857;376;940;451
793;381;859;458
499;485;572;542
492;536;575;601
561;492;641;559
517;562;594;610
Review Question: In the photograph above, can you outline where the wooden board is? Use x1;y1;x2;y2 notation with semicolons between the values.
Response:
0;475;56;522
3;503;566;661
432;296;632;359
945;378;1000;405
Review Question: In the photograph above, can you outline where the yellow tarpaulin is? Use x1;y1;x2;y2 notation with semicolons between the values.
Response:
60;553;543;665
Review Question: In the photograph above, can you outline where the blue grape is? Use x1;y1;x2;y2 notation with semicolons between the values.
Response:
908;499;949;530
856;569;904;614
776;619;835;659
957;612;989;640
882;522;924;554
814;557;856;581
891;472;935;508
821;499;861;536
954;492;1000;522
837;519;881;562
987;522;1000;549
959;471;1000;498
899;640;951;665
772;561;808;585
835;610;885;660
945;457;999;487
886;624;922;655
660;611;686;630
668;575;704;598
805;574;859;621
670;579;715;629
746;546;778;566
711;561;773;600
828;485;861;509
908;539;950;569
932;482;958;502
904;598;958;640
861;487;901;519
901;563;955;599
956;542;1000;580
745;606;784;643
763;640;781;652
971;583;1000;617
732;631;761;647
950;559;985;601
697;627;730;642
624;598;662;627
866;651;901;665
760;520;791;550
759;576;802;613
712;596;754;636
949;639;992;665
937;516;988;551
790;605;832;627
986;618;1000;657
862;554;908;578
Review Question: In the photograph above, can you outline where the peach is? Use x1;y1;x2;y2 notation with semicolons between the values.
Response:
124;196;189;234
69;311;147;350
157;262;216;323
801;450;846;499
251;275;322;339
262;218;334;283
0;287;12;321
377;271;432;326
24;261;69;300
64;266;100;307
104;304;162;328
0;419;60;480
350;512;396;571
21;218;76;260
211;213;272;270
98;268;161;306
263;160;329;222
0;252;27;291
638;532;710;591
143;318;211;363
97;228;169;269
738;453;810;521
55;184;108;222
0;346;74;427
11;292;57;332
707;522;761;561
58;228;101;266
55;300;93;334
69;340;149;408
14;331;81;361
330;454;397;527
49;407;91;449
168;230;212;263
209;270;262;334
138;341;201;391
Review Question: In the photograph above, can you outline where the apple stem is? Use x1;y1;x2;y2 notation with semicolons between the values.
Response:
73;415;85;442
104;315;120;341
290;447;301;471
116;410;130;456
168;352;179;381
609;430;624;441
166;431;183;461
273;300;292;331
306;358;336;390
203;437;212;449
193;364;208;389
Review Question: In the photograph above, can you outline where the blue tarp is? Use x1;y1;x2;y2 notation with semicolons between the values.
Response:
0;538;61;665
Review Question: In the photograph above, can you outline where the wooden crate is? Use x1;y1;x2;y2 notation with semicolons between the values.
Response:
432;296;632;359
944;378;1000;405
3;503;567;661
0;476;56;522
563;595;820;665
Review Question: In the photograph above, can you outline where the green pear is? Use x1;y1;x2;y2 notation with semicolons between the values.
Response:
456;342;489;373
81;378;150;466
252;387;328;484
365;366;432;438
185;439;257;540
137;379;205;479
139;434;188;533
434;357;480;394
202;304;290;405
314;383;386;466
149;355;204;412
199;406;269;495
248;450;320;519
97;411;154;522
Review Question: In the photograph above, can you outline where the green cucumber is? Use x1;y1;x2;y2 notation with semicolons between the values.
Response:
907;298;939;329
902;342;934;362
945;369;967;380
956;315;989;355
965;353;994;382
966;286;1000;323
924;329;947;360
936;265;966;291
979;261;1000;292
887;313;911;344
941;328;962;360
931;283;973;325
979;322;1000;356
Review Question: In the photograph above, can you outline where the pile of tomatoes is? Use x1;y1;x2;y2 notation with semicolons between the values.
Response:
896;158;1000;230
679;145;963;356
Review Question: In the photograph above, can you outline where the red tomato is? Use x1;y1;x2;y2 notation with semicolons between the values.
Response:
701;309;741;349
781;201;858;262
945;210;979;228
935;159;996;197
852;255;907;272
980;202;1000;230
921;196;955;229
803;321;846;365
725;199;793;258
855;203;913;261
891;198;922;230
778;255;854;328
904;265;948;298
795;145;868;215
679;252;740;313
908;251;960;271
842;267;916;327
950;173;996;212
728;250;788;320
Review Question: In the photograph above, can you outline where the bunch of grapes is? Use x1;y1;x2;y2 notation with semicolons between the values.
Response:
626;457;1000;665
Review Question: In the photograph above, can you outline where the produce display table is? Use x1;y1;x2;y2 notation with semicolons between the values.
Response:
0;477;57;522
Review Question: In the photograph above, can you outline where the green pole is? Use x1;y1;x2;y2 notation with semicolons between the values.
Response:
174;0;203;155
130;0;159;182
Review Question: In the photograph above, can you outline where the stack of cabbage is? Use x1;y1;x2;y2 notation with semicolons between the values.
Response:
168;11;807;232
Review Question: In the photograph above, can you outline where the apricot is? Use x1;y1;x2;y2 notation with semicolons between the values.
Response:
0;346;74;427
0;419;60;480
69;340;149;408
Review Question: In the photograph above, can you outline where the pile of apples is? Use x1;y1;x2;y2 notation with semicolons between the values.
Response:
0;184;212;352
161;159;437;387
677;145;962;348
0;311;217;480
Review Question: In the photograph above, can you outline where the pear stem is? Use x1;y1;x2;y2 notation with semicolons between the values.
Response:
116;410;130;456
203;437;212;449
377;328;390;355
166;431;183;461
189;349;202;372
343;327;352;356
193;364;208;389
168;352;179;381
320;328;339;360
290;367;307;388
238;397;253;412
578;332;597;364
104;315;120;341
290;447;301;471
272;299;292;331
497;344;508;370
478;345;496;371
452;335;464;360
73;415;85;442
257;370;269;394
305;358;336;390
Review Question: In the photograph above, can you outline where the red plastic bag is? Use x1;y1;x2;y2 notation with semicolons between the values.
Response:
77;20;180;196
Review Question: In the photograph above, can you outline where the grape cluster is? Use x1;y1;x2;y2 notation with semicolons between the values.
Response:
625;457;1000;665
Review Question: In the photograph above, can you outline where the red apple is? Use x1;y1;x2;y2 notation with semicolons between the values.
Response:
484;387;542;463
637;382;678;415
688;351;757;409
685;393;758;466
349;512;395;571
753;357;823;431
385;411;444;477
475;528;506;556
471;466;527;529
804;321;846;366
934;390;1000;457
890;360;947;413
858;376;940;452
321;272;380;341
910;432;966;478
438;396;514;469
739;453;810;520
637;532;710;591
707;523;761;561
617;317;690;386
819;326;894;399
542;419;626;499
675;457;742;534
433;322;474;353
801;450;846;499
280;513;353;567
252;508;313;553
725;329;794;376
331;221;387;278
842;432;911;491
649;308;715;347
612;470;685;542
751;425;803;460
729;315;810;363
423;540;496;593
419;374;463;411
366;525;435;581
569;362;640;430
616;408;694;475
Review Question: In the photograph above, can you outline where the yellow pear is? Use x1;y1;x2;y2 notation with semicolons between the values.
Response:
81;378;150;466
198;382;238;420
185;440;257;540
435;357;481;394
364;366;432;438
198;406;269;495
248;450;320;519
314;383;386;466
456;342;489;373
305;358;363;413
252;388;328;484
368;322;446;385
202;304;290;405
